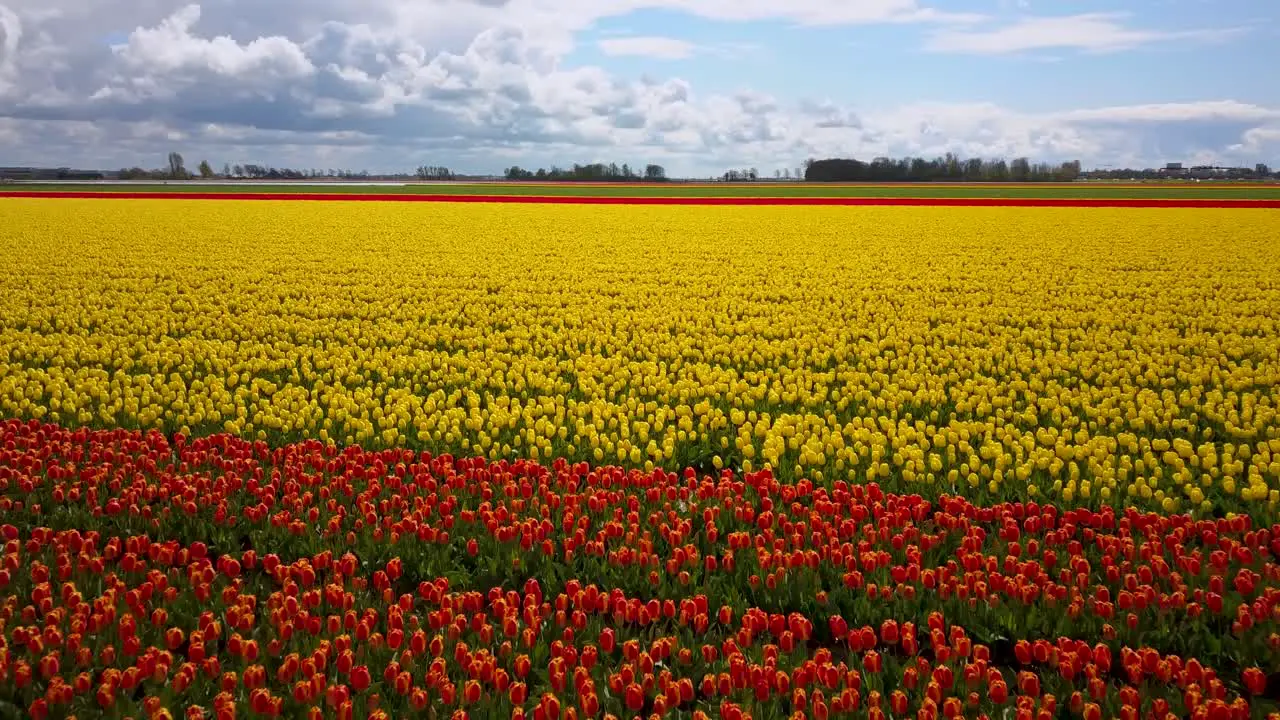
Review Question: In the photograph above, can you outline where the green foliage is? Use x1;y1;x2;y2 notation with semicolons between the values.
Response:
803;154;1083;182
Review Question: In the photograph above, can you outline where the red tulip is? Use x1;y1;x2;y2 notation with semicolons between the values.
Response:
510;682;528;705
989;681;1008;705
1243;668;1267;696
880;620;900;645
350;666;371;692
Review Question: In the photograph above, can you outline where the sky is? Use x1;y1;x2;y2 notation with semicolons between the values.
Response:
0;0;1276;177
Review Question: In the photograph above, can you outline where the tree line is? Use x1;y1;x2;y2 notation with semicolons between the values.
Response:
111;152;443;181
1086;164;1274;181
504;162;667;182
9;149;1277;184
802;155;1084;183
118;152;206;180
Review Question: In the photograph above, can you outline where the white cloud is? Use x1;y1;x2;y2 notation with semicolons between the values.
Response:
926;12;1242;54
595;36;763;61
1228;125;1280;157
0;5;22;88
591;0;983;26
111;5;314;79
597;36;695;59
1062;101;1280;124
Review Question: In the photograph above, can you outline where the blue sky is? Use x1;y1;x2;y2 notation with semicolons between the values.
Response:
572;1;1276;111
0;0;1277;174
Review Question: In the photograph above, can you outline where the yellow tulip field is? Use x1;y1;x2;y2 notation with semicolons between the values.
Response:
2;198;1277;516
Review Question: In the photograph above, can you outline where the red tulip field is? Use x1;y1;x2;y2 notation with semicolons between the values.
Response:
1;421;1278;720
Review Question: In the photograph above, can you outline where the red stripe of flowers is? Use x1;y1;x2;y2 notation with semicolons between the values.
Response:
2;417;1279;720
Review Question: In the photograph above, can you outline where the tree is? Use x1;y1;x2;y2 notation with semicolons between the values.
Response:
643;164;666;181
198;160;214;179
415;165;454;180
1057;161;1082;182
805;159;865;182
167;152;187;179
1010;157;1031;182
944;152;962;178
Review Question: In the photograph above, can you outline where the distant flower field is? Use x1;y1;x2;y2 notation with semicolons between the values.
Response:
0;197;1278;720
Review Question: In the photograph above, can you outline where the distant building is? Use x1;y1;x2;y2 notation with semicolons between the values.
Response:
1190;166;1233;179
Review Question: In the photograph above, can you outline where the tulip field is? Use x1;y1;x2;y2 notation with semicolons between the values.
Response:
1;193;1279;720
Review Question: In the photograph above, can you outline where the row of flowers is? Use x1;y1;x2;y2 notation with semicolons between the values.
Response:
2;519;1277;720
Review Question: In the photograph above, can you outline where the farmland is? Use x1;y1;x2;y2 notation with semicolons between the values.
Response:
1;194;1279;720
5;180;1280;200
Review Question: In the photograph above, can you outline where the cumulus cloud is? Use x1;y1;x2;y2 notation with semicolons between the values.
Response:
1229;126;1280;158
0;0;1275;174
111;5;314;79
88;4;314;106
